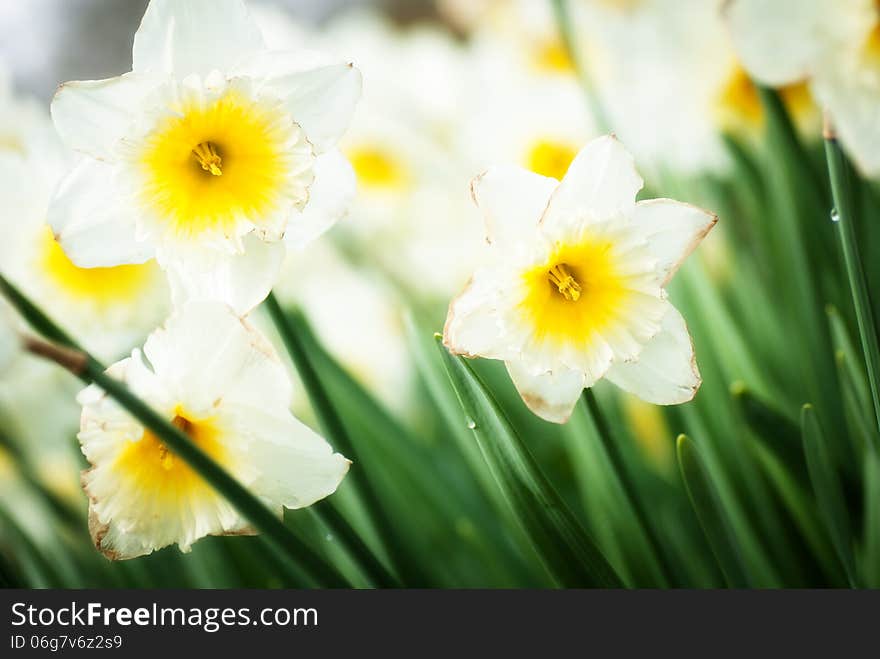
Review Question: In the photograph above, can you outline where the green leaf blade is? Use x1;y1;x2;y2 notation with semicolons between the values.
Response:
800;404;858;587
435;338;623;588
676;434;751;587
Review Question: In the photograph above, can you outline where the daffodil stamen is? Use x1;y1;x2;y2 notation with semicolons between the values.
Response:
192;141;223;176
157;444;174;470
157;415;195;470
547;263;582;301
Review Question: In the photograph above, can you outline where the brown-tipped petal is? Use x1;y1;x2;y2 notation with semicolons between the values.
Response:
631;198;717;286
605;305;701;405
506;360;585;424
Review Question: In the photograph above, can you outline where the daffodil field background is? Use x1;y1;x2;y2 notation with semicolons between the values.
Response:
1;0;879;588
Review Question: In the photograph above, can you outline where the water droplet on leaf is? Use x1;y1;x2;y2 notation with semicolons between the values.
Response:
831;209;840;223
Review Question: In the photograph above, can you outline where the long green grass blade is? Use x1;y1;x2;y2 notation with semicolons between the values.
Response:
676;434;750;587
435;339;622;587
759;87;845;441
731;382;807;484
265;294;432;585
579;391;674;586
748;440;843;585
864;450;880;587
800;404;857;586
824;133;880;450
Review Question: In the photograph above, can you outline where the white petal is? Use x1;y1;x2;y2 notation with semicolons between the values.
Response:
132;0;265;78
47;159;154;267
631;199;717;286
284;149;355;249
143;300;289;411
51;73;161;160
236;51;362;153
247;410;350;509
543;135;644;231
161;236;284;316
724;0;845;86
506;361;585;424
470;165;558;250
605;305;700;405
814;74;880;177
443;269;511;360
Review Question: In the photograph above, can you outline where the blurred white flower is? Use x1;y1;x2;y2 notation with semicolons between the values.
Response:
726;0;880;175
0;98;168;362
444;136;716;423
270;7;481;299
461;55;594;182
49;0;361;316
271;242;413;414
576;0;817;176
442;0;579;81
78;301;350;560
0;66;56;159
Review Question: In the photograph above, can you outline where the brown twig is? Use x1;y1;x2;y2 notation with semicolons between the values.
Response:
21;335;89;375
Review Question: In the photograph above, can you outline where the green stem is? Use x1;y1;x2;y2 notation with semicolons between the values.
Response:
551;0;611;134
264;292;411;585
0;273;350;588
580;391;675;586
824;132;880;453
311;501;400;588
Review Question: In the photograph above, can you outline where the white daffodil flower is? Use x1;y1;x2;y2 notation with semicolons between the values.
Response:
48;0;361;316
572;0;817;175
443;136;716;423
78;301;350;560
725;0;880;174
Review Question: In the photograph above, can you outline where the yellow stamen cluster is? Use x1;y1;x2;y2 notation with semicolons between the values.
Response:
547;263;582;301
192;142;223;176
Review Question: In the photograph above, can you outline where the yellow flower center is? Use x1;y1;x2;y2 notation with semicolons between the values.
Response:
527;139;577;180
716;64;763;130
0;134;24;155
862;5;880;63
716;65;816;135
38;226;155;306
138;88;298;241
533;40;574;73
114;410;225;503
348;145;407;190
520;237;629;346
622;395;672;472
